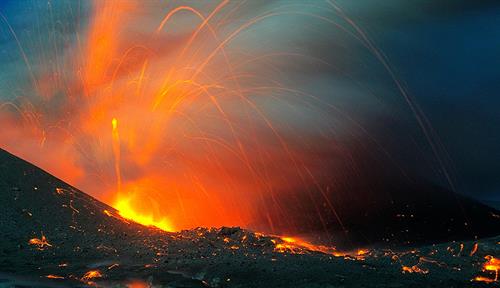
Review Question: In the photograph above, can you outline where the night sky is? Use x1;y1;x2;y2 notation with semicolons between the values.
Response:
348;0;500;200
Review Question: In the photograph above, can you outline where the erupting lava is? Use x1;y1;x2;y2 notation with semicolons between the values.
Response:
0;0;347;233
110;117;173;231
114;194;174;232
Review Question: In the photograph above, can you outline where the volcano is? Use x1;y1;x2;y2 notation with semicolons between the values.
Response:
0;148;499;287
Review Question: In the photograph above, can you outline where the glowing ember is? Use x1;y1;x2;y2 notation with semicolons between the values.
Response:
81;270;103;282
28;233;52;250
45;275;65;279
473;276;495;283
126;280;150;288
401;265;429;274
470;242;478;256
474;255;500;283
273;236;342;256
354;249;370;260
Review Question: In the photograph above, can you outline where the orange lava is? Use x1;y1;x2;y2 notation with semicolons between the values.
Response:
114;195;174;231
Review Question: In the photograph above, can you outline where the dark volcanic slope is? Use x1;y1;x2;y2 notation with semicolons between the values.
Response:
254;152;500;248
1;148;499;288
0;148;173;283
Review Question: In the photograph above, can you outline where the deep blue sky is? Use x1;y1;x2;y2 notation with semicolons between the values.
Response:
362;1;500;199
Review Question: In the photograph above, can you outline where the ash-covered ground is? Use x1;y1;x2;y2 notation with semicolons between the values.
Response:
0;148;499;288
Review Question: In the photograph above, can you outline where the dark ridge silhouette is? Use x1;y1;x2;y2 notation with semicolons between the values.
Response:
0;148;168;276
252;141;500;249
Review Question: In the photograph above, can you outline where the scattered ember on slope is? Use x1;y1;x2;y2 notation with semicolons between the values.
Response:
401;265;429;274
45;274;65;279
103;209;130;224
81;270;103;282
18;226;500;286
271;236;375;260
126;280;150;288
354;249;370;260
473;276;496;283
272;236;343;256
28;233;52;250
470;242;478;256
107;263;120;270
114;195;174;232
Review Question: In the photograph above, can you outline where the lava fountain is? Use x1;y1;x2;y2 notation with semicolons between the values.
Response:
0;1;442;236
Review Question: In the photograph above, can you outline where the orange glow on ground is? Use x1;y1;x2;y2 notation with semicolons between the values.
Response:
273;236;345;256
45;275;65;279
473;276;495;283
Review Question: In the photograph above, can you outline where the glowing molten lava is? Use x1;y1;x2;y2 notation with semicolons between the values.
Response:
114;195;174;232
110;117;173;231
0;0;348;235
